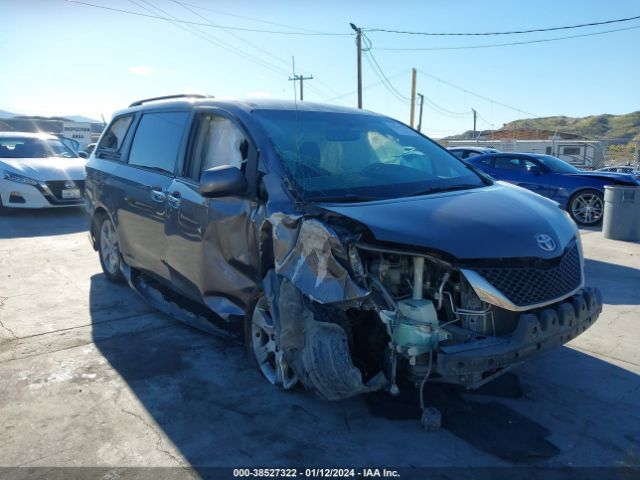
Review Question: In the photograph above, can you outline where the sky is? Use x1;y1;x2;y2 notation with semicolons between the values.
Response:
2;0;640;137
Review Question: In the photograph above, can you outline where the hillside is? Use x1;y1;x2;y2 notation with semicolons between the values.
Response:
445;111;640;141
504;111;640;141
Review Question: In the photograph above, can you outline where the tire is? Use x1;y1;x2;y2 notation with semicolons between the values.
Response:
568;189;604;226
96;213;125;283
244;292;298;391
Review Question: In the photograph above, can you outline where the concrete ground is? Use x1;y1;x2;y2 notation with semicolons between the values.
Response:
0;208;639;473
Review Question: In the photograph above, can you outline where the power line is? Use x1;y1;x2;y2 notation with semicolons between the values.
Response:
66;0;352;35
363;35;479;118
416;69;540;117
168;0;336;98
127;0;335;101
361;33;410;103
364;50;410;104
129;0;291;78
374;24;640;51
177;1;324;34
422;96;469;117
324;69;411;102
363;46;478;119
363;13;640;35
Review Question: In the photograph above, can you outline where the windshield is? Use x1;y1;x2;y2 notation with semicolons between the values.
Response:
253;110;487;202
533;154;580;174
0;137;78;159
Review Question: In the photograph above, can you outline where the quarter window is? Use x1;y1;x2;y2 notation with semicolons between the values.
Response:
128;112;189;174
97;115;133;159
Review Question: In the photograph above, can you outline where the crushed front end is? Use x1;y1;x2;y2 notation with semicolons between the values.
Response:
350;239;602;391
268;212;603;401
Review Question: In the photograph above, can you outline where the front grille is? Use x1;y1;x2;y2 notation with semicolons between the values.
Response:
45;180;85;201
473;244;582;307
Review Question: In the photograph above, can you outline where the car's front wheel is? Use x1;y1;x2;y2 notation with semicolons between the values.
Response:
97;214;125;283
569;189;604;226
246;294;298;390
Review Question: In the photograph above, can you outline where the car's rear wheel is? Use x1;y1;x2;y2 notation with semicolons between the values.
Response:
246;294;298;390
97;214;125;283
569;189;604;226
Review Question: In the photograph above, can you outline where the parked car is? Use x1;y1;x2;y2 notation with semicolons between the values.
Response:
597;165;640;178
86;95;602;403
466;152;640;226
448;146;500;159
0;132;87;212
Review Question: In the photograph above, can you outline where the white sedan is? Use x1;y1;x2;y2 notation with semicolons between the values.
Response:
0;132;87;211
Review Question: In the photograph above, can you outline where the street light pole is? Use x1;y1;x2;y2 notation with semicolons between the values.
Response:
350;23;363;109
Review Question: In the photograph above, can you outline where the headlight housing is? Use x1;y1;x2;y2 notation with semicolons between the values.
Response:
2;170;38;186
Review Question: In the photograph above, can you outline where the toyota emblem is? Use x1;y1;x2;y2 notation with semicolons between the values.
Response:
535;234;556;252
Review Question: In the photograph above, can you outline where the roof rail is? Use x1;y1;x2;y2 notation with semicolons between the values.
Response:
129;93;212;108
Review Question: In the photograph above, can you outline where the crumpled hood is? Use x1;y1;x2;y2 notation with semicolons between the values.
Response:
0;157;86;181
564;171;640;185
319;183;578;260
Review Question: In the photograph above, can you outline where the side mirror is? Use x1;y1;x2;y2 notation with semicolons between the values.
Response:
200;165;247;198
78;151;89;159
528;165;542;175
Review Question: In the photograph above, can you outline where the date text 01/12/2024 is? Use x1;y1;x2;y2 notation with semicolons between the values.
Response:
233;468;401;478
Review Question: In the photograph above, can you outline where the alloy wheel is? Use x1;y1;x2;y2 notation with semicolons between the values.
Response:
571;192;603;225
100;219;120;275
250;296;298;389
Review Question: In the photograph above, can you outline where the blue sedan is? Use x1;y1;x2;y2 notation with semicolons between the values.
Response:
466;152;640;226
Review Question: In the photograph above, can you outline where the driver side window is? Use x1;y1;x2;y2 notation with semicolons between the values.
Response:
188;114;249;181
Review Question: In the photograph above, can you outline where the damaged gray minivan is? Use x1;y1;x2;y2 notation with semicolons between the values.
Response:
86;94;602;401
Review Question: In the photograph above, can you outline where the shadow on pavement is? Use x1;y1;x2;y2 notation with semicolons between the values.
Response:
89;274;640;470
585;258;640;305
0;207;87;239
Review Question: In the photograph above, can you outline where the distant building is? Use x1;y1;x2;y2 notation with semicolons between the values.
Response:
0;116;104;148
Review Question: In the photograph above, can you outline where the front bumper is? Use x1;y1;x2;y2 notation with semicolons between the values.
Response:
0;179;84;209
435;287;602;388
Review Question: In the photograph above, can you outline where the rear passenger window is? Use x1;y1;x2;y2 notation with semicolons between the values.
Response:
128;112;189;174
97;115;133;160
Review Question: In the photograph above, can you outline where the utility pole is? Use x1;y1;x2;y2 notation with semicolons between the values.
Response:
409;68;417;127
472;108;477;140
350;23;363;109
416;93;424;132
288;74;314;101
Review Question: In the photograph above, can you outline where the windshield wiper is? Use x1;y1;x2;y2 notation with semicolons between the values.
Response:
403;184;483;197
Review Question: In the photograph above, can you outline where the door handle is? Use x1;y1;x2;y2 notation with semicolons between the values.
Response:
167;191;181;209
150;188;166;203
